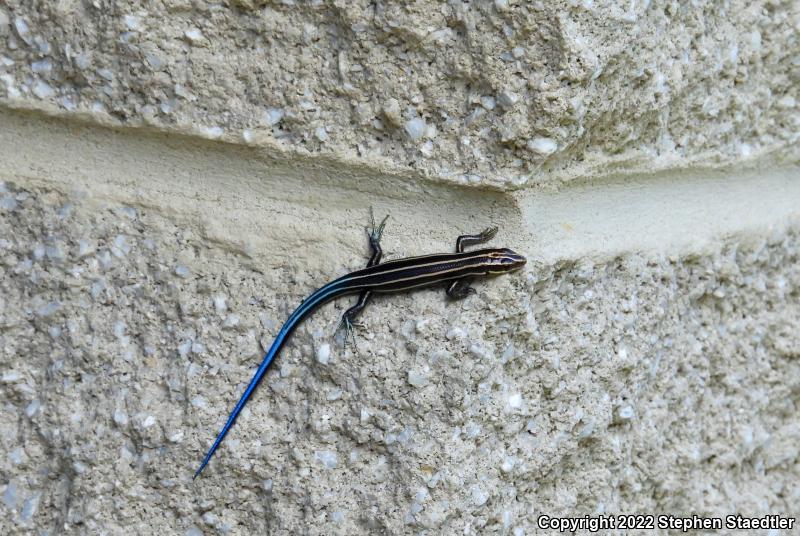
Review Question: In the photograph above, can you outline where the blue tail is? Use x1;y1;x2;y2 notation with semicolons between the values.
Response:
193;283;343;479
193;335;284;479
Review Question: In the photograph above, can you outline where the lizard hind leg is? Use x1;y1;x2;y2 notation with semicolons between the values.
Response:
365;207;390;266
335;291;370;351
334;208;387;348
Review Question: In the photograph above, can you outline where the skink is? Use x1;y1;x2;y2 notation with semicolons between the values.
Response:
194;216;526;478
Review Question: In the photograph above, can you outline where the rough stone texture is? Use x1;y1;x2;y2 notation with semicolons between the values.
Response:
1;182;798;534
1;1;799;534
0;1;798;188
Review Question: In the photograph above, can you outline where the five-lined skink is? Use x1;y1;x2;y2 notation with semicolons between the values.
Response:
194;216;526;478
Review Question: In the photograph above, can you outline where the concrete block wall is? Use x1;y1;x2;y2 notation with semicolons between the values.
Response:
1;2;798;534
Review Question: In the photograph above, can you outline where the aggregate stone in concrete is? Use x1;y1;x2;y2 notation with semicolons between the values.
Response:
1;182;798;534
0;1;798;188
